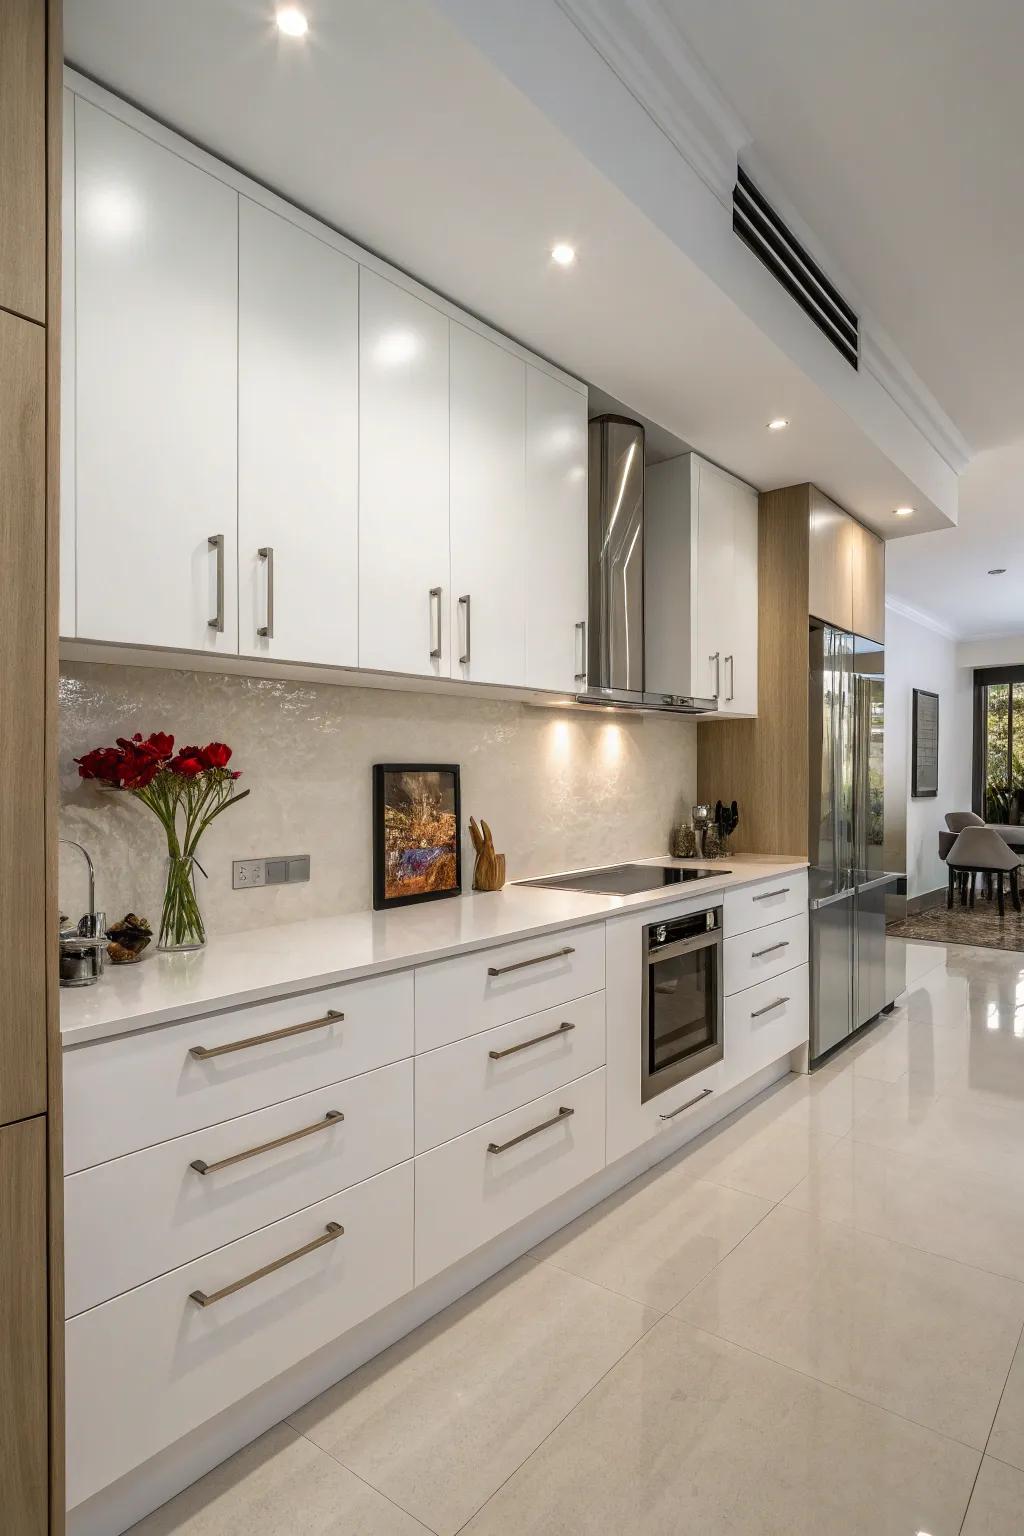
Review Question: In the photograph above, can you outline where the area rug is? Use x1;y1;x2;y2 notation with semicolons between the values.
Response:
887;894;1024;953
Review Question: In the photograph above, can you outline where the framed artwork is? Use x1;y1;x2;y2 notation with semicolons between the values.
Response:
373;764;462;910
912;688;939;798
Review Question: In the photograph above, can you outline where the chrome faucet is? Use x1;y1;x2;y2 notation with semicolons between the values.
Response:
59;839;108;986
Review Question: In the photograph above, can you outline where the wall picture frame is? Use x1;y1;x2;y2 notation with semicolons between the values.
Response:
912;688;939;798
372;764;462;910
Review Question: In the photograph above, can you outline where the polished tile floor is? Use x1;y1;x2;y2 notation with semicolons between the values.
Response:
132;939;1024;1535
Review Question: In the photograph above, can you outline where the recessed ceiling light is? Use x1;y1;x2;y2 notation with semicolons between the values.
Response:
550;243;576;267
767;418;789;431
989;567;1007;575
894;506;915;517
275;6;308;37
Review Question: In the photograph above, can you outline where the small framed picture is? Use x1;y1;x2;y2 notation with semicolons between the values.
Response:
373;764;462;910
912;688;939;798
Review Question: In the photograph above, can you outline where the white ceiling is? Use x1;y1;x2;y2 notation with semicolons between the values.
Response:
663;0;1024;636
64;0;944;537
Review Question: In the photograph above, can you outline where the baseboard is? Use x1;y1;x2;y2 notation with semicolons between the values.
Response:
67;1056;791;1536
906;885;947;915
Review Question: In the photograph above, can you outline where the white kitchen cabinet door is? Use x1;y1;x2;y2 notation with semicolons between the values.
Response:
238;200;358;665
695;458;758;716
73;99;238;652
524;366;588;691
449;323;526;686
359;269;451;678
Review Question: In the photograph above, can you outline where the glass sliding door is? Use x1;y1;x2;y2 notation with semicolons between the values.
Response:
973;666;1024;822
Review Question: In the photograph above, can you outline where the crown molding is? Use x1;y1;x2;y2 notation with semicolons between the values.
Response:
554;0;749;203
885;595;959;641
859;330;972;477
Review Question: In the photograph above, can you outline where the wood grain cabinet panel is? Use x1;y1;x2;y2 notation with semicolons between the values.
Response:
808;486;854;631
0;0;46;321
0;309;47;1124
851;519;885;642
0;1116;48;1534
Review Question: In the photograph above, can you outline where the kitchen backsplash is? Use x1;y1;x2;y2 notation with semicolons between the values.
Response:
59;663;697;936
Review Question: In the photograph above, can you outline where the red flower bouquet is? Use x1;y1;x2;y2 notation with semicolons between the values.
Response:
76;733;249;951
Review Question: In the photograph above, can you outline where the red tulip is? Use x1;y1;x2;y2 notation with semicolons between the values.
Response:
200;742;232;770
146;732;174;758
170;752;206;778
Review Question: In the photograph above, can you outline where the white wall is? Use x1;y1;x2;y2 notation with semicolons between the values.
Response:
884;604;973;897
957;635;1024;670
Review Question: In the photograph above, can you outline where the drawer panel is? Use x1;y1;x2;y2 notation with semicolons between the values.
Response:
415;991;605;1154
64;969;414;1174
415;1067;606;1283
415;923;605;1053
723;965;809;1090
724;913;808;997
724;871;807;937
66;1161;414;1510
65;1060;413;1318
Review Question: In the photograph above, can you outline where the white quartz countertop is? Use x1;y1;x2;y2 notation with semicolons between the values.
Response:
60;856;807;1046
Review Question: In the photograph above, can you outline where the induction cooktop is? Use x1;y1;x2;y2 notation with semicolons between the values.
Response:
519;864;729;896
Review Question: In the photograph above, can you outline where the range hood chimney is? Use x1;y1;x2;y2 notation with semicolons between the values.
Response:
576;415;717;715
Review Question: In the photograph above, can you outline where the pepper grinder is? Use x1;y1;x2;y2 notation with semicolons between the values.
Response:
691;803;711;859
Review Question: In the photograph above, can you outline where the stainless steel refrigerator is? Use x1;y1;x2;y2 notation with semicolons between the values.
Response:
808;623;904;1062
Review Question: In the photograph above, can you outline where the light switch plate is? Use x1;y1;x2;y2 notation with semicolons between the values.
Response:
232;856;310;890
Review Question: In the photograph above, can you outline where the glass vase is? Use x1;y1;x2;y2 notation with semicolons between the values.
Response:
158;853;206;952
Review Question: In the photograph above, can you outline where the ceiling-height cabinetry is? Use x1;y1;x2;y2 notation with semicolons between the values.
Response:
808;485;884;643
62;76;588;697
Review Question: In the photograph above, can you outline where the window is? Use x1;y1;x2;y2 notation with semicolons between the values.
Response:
974;667;1024;822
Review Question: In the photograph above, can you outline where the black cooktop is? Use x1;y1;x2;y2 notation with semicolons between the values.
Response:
520;863;729;896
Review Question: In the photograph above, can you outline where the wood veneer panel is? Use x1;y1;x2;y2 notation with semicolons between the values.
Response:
0;0;46;321
808;484;855;632
851;517;885;643
0;1115;48;1534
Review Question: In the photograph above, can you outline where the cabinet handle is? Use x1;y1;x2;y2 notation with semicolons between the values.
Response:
574;620;587;683
659;1086;713;1120
487;1105;574;1154
189;1110;343;1175
208;534;225;632
459;593;471;664
709;651;720;698
751;940;789;958
752;887;790;902
725;654;735;702
488;1021;575;1060
429;587;442;659
487;945;575;977
751;996;790;1019
190;1221;344;1308
257;546;275;639
189;1008;343;1060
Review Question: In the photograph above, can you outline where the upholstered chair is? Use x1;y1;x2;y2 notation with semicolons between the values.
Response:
946;826;1023;916
945;811;985;833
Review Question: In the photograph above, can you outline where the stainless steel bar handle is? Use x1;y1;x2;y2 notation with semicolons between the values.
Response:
190;1110;344;1175
709;651;721;698
574;620;587;683
751;996;790;1019
190;1009;343;1060
190;1222;344;1307
751;940;789;958
208;534;225;632
459;593;471;664
257;546;275;638
725;654;735;702
752;887;790;901
487;1105;574;1154
489;1021;575;1060
659;1087;713;1121
429;587;443;660
487;946;575;977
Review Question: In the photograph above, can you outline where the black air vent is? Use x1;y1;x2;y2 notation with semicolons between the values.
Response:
733;167;859;369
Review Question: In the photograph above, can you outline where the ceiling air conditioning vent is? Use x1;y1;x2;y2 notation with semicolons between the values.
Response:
733;166;859;369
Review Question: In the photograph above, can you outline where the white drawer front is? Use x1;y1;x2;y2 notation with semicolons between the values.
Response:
415;991;605;1154
66;1161;414;1509
65;1060;413;1318
724;871;807;937
415;923;605;1053
723;965;809;1090
724;913;809;997
415;1067;606;1283
64;969;414;1174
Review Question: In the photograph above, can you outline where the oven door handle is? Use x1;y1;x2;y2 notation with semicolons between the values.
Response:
648;930;721;963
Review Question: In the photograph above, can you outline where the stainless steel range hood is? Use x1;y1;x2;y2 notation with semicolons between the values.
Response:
576;415;718;715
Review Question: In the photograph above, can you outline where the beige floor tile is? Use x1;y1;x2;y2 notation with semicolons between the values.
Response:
531;1165;771;1311
664;1100;841;1201
127;1423;430;1535
675;1204;1024;1448
989;1334;1024;1471
961;1456;1024;1535
765;1063;891;1135
460;1318;979;1535
289;1256;655;1536
852;1080;1024;1189
784;1136;1024;1283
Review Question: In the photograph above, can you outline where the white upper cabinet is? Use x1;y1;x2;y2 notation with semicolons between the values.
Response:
73;99;238;652
524;367;588;692
449;323;526;687
238;199;358;666
359;270;451;678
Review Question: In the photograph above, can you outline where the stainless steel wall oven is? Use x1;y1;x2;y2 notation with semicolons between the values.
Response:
641;908;724;1103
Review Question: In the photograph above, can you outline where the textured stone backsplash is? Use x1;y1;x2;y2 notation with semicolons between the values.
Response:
59;662;697;936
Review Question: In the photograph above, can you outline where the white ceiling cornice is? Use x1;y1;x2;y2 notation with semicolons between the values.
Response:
885;595;960;641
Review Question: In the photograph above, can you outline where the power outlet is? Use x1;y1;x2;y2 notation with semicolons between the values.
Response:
232;859;267;889
233;856;311;890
